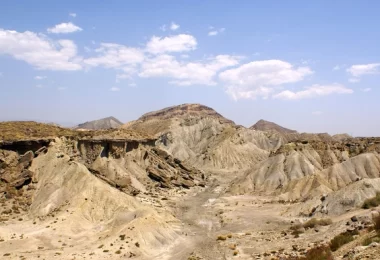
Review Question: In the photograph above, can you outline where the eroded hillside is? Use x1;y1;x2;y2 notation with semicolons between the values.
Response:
1;105;380;260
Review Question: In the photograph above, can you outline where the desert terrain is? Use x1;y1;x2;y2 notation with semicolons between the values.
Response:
1;104;380;260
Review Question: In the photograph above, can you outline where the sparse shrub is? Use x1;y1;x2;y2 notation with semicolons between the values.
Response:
303;218;332;229
362;236;380;246
290;223;304;238
217;235;227;241
291;228;304;238
103;249;109;253
233;250;238;256
227;234;232;238
330;231;356;251
362;193;380;209
303;245;333;260
374;215;380;234
115;250;121;254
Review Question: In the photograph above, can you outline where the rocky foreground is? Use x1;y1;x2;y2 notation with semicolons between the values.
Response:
1;104;380;259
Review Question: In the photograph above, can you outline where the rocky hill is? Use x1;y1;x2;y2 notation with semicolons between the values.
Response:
124;103;277;172
75;116;123;130
250;119;297;134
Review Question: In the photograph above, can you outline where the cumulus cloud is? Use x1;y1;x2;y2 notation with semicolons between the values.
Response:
47;22;82;34
110;87;120;91
273;84;353;100
69;13;77;18
129;83;137;87
361;88;371;92
84;43;144;69
0;29;82;70
347;63;380;77
146;34;197;54
219;60;313;100
139;54;240;86
34;76;47;80
170;22;180;31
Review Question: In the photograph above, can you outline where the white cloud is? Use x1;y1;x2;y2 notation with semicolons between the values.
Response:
34;76;47;80
333;65;340;71
35;84;43;88
129;83;137;87
116;67;137;82
170;22;180;31
47;22;82;34
146;34;197;54
208;27;225;36
159;24;167;32
273;84;353;100
348;78;360;83
219;60;313;100
312;111;323;116
139;54;240;86
110;87;120;91
0;29;82;71
57;87;66;90
181;54;189;59
347;63;380;77
69;13;77;18
361;88;371;92
84;43;144;69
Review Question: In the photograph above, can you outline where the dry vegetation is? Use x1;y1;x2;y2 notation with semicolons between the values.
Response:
0;121;153;142
0;121;76;141
362;192;380;209
330;229;358;251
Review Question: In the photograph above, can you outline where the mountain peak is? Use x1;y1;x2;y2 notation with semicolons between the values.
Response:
75;116;123;130
138;103;234;124
250;119;297;134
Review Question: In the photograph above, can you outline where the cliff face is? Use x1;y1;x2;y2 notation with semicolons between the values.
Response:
76;137;205;192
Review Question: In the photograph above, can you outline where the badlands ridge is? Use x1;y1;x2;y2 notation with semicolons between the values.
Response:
0;104;380;259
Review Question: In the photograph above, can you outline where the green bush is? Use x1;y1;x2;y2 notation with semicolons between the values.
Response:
362;193;380;209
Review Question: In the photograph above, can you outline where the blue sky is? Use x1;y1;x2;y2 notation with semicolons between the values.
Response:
0;1;379;136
